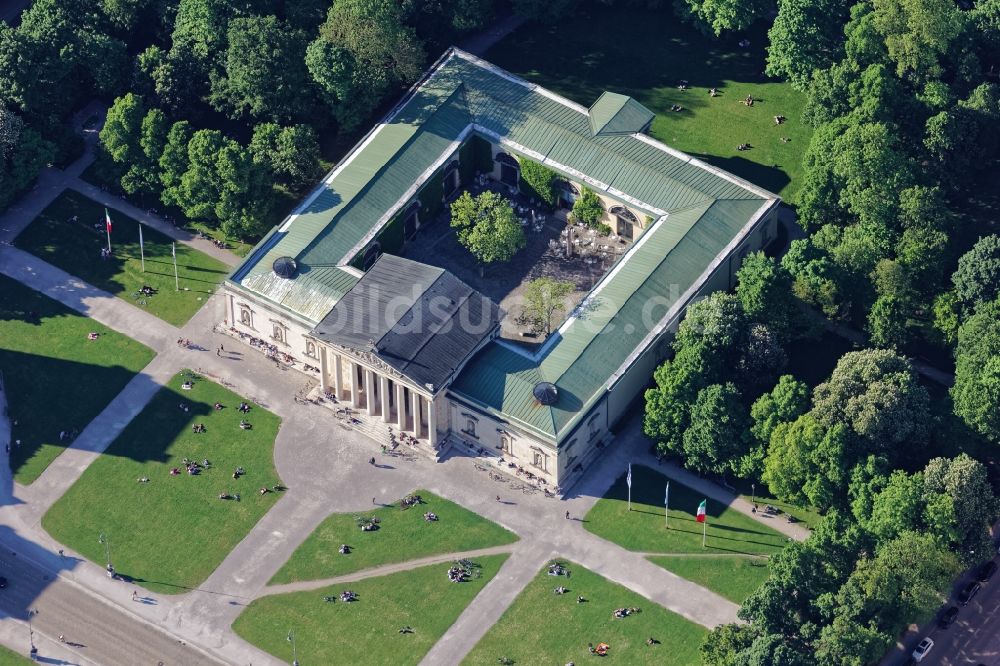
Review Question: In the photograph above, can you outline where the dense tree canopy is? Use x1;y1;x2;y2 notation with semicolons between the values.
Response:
952;299;1000;442
952;235;1000;314
450;190;526;267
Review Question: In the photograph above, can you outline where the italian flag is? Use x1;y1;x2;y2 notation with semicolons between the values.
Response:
696;499;707;523
105;208;113;233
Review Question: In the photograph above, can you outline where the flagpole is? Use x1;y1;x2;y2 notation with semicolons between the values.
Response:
665;482;669;529
702;508;707;548
172;242;179;290
105;214;111;252
139;224;145;272
626;463;632;512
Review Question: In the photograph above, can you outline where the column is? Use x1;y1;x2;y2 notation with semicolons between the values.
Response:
411;391;423;439
379;375;391;423
333;354;343;400
427;397;438;446
397;383;407;431
318;346;328;392
349;361;361;408
365;368;378;417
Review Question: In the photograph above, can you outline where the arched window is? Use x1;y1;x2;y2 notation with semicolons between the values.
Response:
272;323;286;344
610;205;638;240
402;202;420;240
499;434;512;454
305;340;316;359
443;161;460;197
557;180;580;210
495;152;519;187
362;242;382;271
239;306;253;327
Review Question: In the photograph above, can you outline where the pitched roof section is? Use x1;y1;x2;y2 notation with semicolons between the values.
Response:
310;255;500;393
588;92;655;137
228;48;773;323
450;198;774;440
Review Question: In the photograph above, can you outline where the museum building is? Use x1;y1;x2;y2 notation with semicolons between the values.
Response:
223;47;780;491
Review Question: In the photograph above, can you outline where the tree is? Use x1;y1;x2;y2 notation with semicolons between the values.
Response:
923;454;999;563
766;0;853;89
676;0;770;35
510;0;578;22
700;623;758;666
450;190;525;267
749;375;810;446
864;470;924;543
0;105;54;210
682;383;748;475
812;349;930;459
952;235;1000;315
763;414;850;509
871;0;965;81
518;160;558;208
121;107;169;195
570;187;603;227
952;299;1000;441
520;277;574;336
306;0;425;130
159;120;192;209
251;123;322;185
211;15;313;122
736;252;798;340
99;93;145;166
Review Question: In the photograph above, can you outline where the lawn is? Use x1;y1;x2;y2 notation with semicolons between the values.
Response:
486;7;813;203
0;275;155;484
41;372;283;594
584;465;789;555
234;554;509;666
0;643;34;664
270;490;517;583
648;555;769;604
15;190;230;326
463;560;706;665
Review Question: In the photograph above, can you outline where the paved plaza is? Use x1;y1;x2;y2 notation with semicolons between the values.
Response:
0;100;806;666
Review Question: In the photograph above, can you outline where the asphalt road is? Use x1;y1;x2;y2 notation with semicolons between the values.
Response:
0;551;223;666
904;565;1000;666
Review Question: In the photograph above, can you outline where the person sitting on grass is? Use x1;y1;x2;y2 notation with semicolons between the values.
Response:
181;381;194;390
213;402;223;410
239;420;252;430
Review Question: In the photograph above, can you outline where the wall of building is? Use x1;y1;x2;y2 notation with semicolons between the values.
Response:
224;285;321;374
445;396;560;485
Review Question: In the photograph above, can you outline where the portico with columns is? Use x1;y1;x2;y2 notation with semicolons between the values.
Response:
308;254;501;449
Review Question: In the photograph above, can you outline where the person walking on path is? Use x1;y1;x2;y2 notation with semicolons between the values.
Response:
565;510;570;519
496;495;501;503
131;590;138;602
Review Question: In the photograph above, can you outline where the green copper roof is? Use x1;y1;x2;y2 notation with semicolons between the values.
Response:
588;92;655;136
450;198;772;440
228;48;778;436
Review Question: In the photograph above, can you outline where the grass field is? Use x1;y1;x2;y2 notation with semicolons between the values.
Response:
0;275;155;484
234;554;509;666
42;372;282;594
15;191;229;325
270;490;517;583
463;560;707;665
0;643;34;664
648;554;769;604
487;7;812;203
584;465;789;555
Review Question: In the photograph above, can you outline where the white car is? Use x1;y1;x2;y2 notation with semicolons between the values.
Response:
912;637;934;662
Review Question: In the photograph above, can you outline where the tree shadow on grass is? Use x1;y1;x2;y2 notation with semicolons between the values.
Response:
688;152;791;197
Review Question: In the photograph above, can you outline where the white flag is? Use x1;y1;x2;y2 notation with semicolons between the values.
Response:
626;463;632;489
665;482;669;506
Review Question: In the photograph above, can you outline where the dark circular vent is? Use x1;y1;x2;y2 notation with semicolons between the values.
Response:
272;256;297;278
533;382;559;406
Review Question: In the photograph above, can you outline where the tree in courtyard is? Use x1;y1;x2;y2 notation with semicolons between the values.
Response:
952;235;1000;315
811;348;930;461
518;160;559;208
450;191;526;269
210;15;314;123
520;277;574;336
306;0;425;130
681;382;749;476
951;299;1000;441
570;187;604;227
